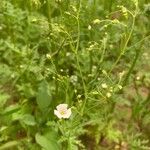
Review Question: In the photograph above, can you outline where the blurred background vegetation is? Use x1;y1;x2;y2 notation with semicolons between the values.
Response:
0;0;150;149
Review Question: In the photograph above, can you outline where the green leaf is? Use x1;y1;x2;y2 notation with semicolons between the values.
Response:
0;92;10;108
35;132;60;150
2;104;20;115
12;112;36;126
36;80;51;111
0;141;19;150
21;114;36;126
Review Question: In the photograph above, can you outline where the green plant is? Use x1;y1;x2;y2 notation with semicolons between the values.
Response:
0;0;150;149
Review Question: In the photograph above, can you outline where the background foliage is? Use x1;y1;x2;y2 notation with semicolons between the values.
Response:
0;0;150;149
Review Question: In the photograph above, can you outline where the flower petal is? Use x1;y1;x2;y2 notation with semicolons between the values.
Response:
54;110;62;119
63;108;72;119
56;104;68;110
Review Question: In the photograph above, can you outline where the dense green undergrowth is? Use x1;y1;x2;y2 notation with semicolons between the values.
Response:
0;0;150;149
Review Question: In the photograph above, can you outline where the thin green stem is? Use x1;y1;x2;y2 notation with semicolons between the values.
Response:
47;0;52;31
123;48;141;86
108;15;136;74
74;1;88;115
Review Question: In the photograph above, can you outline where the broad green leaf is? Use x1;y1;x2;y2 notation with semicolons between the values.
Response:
0;141;19;150
36;80;51;111
12;112;36;126
21;114;36;126
12;111;22;120
0;126;7;132
2;104;20;115
35;132;60;150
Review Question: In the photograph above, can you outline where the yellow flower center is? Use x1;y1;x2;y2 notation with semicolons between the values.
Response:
60;109;67;115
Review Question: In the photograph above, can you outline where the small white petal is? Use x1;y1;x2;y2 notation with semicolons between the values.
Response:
63;108;72;119
54;110;62;119
101;83;107;89
56;104;68;110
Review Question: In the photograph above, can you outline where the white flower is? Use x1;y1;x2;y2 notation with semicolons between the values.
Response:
106;92;111;98
46;54;51;59
93;19;101;24
101;83;108;89
70;75;78;85
54;104;71;119
88;25;92;30
118;85;122;90
66;52;71;57
136;76;140;80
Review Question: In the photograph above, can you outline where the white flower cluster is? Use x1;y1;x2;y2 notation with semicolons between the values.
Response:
70;75;78;85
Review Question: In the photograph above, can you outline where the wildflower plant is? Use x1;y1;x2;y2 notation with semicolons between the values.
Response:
0;0;150;149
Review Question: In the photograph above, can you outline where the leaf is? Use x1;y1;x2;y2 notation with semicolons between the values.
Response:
2;104;20;115
36;80;51;111
12;111;22;120
0;92;10;108
0;141;19;150
35;132;60;150
22;114;36;126
12;112;36;126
